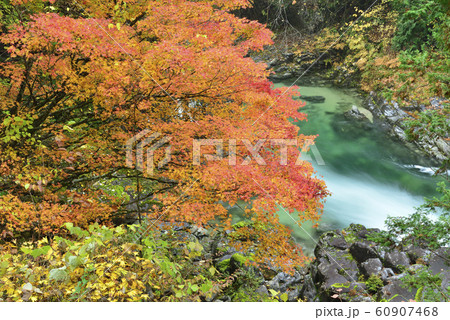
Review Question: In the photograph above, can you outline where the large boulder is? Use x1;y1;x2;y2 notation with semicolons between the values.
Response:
314;230;349;258
361;258;383;277
349;241;379;263
381;275;417;302
405;245;431;264
384;250;411;273
330;236;350;250
428;248;450;275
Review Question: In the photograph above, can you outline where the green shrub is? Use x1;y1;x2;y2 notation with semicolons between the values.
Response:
365;275;384;294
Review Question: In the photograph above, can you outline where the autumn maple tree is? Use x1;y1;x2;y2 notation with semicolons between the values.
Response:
0;0;328;268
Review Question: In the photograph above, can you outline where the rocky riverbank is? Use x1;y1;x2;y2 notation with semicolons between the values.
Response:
363;93;450;162
167;222;449;302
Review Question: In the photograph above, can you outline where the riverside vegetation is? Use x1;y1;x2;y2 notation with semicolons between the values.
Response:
0;0;449;302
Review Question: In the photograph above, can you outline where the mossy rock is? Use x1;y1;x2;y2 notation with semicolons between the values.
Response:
342;224;368;243
217;258;231;273
232;253;249;264
230;253;255;272
232;221;253;230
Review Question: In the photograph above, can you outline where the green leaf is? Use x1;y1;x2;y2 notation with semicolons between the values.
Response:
31;246;51;258
269;289;279;296
65;222;74;231
68;255;83;269
20;247;32;255
200;282;212;293
22;283;33;292
49;267;68;282
190;284;199;292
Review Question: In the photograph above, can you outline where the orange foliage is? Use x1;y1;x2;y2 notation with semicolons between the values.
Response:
0;0;328;267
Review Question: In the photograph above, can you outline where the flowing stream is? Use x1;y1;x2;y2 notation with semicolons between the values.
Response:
230;80;442;255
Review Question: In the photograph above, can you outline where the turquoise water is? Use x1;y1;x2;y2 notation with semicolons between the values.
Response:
232;81;441;255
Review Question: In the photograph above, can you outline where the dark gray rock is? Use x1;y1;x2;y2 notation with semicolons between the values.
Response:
190;225;209;238
363;92;449;161
379;268;396;282
314;231;348;258
440;270;450;292
268;58;280;67
317;259;349;287
381;278;417;302
393;126;407;141
319;272;349;297
330;237;349;250
295;53;315;63
381;102;408;124
343;105;371;121
384;250;411;272
315;250;360;284
260;266;279;281
405;246;431;264
347;224;378;240
327;282;369;302
338;282;367;294
332;251;360;281
349;241;379;263
299;274;318;302
217;253;233;263
407;264;426;274
219;295;231;302
301;95;326;103
343;295;373;302
255;285;269;297
267;271;302;292
279;72;293;79
361;258;383;277
282;52;295;63
274;66;287;74
269;72;293;81
429;248;450;275
287;286;301;302
386;272;407;282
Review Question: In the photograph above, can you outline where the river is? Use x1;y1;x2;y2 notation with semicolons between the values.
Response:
231;79;442;255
